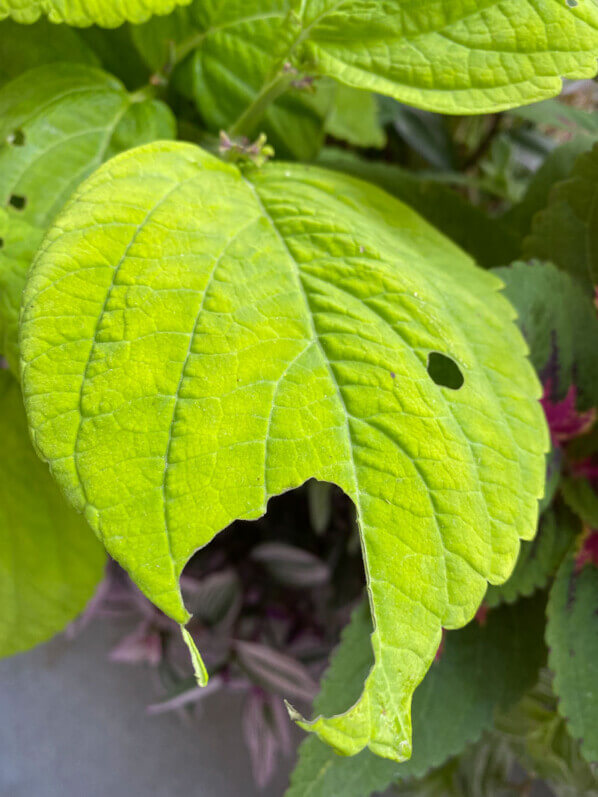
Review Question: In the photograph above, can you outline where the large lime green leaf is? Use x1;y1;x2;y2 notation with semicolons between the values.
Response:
0;0;190;26
20;141;547;761
0;19;98;86
524;142;598;293
287;595;546;797
546;548;598;764
0;370;105;658
0;63;176;373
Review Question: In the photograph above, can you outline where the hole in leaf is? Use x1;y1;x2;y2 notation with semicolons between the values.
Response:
8;129;26;146
427;352;464;390
177;481;368;712
8;194;26;211
566;0;578;7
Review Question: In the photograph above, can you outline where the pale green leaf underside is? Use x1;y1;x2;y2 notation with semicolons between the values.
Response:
0;0;190;26
0;370;105;658
20;142;547;761
0;63;175;373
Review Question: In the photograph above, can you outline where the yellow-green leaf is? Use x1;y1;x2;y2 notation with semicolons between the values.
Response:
0;0;191;27
0;370;105;658
20;141;547;761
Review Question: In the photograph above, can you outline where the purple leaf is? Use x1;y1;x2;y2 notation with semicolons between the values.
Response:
251;543;329;588
147;676;224;715
242;691;287;789
234;640;318;702
542;383;595;443
181;569;241;626
109;621;162;666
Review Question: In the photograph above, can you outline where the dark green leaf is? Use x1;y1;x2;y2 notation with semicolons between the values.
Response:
562;477;598;529
547;548;598;764
0;19;98;86
524;142;598;292
485;501;579;608
494;260;598;409
318;148;520;268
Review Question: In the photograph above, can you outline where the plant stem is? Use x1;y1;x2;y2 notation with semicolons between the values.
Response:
462;113;502;169
228;70;295;139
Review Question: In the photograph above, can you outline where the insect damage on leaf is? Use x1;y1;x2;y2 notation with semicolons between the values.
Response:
20;141;547;762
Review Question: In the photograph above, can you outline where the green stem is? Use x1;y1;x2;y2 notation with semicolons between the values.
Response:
130;84;159;103
173;31;206;66
228;70;295;139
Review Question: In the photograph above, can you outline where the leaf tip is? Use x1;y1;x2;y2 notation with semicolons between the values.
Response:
180;626;209;687
284;699;305;724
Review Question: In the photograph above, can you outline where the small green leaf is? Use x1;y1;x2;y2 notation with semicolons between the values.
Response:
78;26;151;90
485;501;579;608
524;142;598;292
503;136;597;242
546;548;598;764
132;1;330;161
181;626;209;686
510;98;598;136
287;595;547;797
494;260;598;409
0;0;191;26
496;670;598;794
0;19;98;86
0;370;105;659
324;84;385;149
307;479;332;534
0;63;176;372
381;100;456;170
20;141;547;761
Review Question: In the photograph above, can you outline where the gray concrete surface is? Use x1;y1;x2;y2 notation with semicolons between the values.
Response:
0;619;297;797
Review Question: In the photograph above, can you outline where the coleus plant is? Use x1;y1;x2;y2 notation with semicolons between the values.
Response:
0;1;597;794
